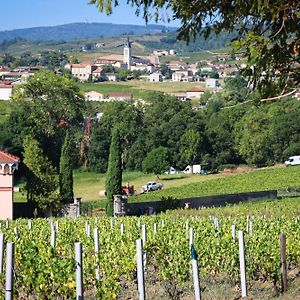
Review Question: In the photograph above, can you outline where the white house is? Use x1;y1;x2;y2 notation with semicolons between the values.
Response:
181;76;194;82
149;72;162;82
172;70;192;81
91;67;105;82
84;91;104;101
65;64;95;81
0;84;13;100
105;73;119;82
205;78;221;89
186;87;205;99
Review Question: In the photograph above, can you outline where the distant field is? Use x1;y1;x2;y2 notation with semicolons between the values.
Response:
79;80;207;98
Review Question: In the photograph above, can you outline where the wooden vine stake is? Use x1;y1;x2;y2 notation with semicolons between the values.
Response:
280;233;288;292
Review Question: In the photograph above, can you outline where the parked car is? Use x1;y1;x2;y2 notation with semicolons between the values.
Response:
141;182;164;193
164;167;178;175
285;155;300;166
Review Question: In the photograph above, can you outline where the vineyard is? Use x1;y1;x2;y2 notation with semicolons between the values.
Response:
0;198;299;299
132;166;300;202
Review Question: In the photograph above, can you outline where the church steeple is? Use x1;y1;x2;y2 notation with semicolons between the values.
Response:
123;36;132;69
126;36;131;48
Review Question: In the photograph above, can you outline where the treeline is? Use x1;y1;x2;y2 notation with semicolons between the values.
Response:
0;51;68;69
0;71;299;182
87;89;300;173
142;30;237;52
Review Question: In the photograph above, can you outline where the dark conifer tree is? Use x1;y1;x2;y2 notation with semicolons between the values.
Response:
105;126;122;216
59;130;74;204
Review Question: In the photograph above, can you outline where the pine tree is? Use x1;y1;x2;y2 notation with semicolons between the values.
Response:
105;126;123;216
59;130;74;204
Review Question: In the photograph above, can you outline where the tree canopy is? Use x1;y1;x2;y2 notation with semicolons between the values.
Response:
89;0;300;96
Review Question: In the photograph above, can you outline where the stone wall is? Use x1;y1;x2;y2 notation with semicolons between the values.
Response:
127;190;277;216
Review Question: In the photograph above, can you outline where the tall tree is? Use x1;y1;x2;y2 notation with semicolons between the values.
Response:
23;136;60;209
142;147;170;179
179;129;201;171
90;0;300;96
59;130;74;204
105;126;123;216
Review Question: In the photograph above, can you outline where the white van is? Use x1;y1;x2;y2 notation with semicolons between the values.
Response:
182;164;201;174
285;156;300;166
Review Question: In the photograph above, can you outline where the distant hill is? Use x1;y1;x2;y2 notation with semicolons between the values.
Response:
0;23;177;43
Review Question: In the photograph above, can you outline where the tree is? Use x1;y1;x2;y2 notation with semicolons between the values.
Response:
234;109;273;166
14;70;84;138
13;70;85;167
59;130;74;204
23;136;60;209
105;126;123;216
179;129;201;171
90;0;300;96
142;147;170;178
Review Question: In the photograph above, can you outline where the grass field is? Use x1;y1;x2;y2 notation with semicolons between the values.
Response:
79;80;207;99
72;165;300;207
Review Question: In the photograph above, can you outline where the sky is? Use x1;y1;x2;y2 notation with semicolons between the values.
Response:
0;0;180;31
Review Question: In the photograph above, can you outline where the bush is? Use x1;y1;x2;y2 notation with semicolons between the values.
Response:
159;196;180;212
217;164;237;171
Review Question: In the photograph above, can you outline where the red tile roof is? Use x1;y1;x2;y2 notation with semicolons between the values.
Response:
0;84;13;89
70;64;89;68
187;87;205;92
92;67;103;73
0;151;20;163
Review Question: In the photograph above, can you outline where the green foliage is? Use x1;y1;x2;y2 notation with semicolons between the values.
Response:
23;136;60;209
14;70;84;137
159;196;180;212
105;126;123;216
59;131;74;204
179;129;201;166
142;147;170;176
235;110;273;166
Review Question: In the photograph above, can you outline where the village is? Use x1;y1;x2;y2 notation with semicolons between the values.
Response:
0;36;245;102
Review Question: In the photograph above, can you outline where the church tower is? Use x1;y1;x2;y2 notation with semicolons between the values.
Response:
123;36;132;69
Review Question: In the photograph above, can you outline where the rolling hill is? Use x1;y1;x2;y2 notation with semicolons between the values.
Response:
0;22;177;43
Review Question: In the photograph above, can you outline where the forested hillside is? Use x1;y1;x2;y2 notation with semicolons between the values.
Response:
0;23;176;43
0;25;236;56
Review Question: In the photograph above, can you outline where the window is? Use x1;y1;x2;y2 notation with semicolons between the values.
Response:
3;164;10;174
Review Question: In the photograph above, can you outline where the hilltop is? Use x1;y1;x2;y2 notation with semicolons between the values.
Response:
0;22;177;43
